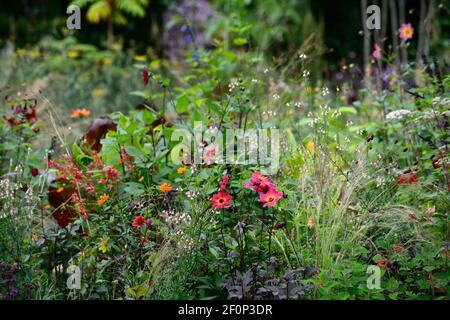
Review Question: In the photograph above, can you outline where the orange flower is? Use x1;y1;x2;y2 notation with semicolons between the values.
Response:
307;216;315;229
56;187;64;193
97;194;109;205
70;108;91;119
177;167;187;174
159;183;173;192
43;204;51;209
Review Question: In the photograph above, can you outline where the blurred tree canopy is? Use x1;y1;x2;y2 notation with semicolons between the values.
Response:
0;0;448;66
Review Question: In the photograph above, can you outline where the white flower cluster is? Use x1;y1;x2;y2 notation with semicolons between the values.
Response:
0;178;17;218
386;109;411;121
185;190;199;200
177;235;195;251
285;101;302;108
161;209;192;228
0;178;14;199
319;104;330;116
228;80;240;92
432;96;450;107
262;110;277;117
332;109;342;118
422;110;440;119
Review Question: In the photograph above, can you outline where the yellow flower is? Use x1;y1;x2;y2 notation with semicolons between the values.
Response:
103;57;113;65
159;183;173;192
306;141;315;152
99;238;110;253
97;194;109;205
91;87;106;98
138;176;145;182
133;55;147;62
67;50;80;59
43;204;52;209
177;167;187;174
112;43;122;51
29;50;41;58
16;49;27;56
307;216;315;229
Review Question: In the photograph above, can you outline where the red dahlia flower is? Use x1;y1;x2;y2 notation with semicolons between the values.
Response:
255;180;276;194
31;168;39;177
258;189;283;207
210;191;232;209
244;171;273;192
132;215;146;228
397;172;418;184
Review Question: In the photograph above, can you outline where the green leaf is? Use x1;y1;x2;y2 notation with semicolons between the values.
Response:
286;128;298;149
130;91;148;99
339;107;358;115
176;95;189;113
72;143;92;167
209;246;220;258
233;38;248;46
205;101;221;114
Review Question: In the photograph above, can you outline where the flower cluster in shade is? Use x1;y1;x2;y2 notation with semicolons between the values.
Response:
386;109;411;121
244;171;283;207
47;150;125;221
4;101;38;127
181;24;193;42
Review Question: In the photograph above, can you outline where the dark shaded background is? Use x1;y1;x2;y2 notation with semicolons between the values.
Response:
0;0;447;64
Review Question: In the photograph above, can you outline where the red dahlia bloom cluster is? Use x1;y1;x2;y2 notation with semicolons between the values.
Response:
244;171;283;207
218;174;229;191
4;102;38;127
397;171;417;184
210;174;232;209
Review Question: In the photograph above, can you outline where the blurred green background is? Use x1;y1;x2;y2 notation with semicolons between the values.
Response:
0;0;448;140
